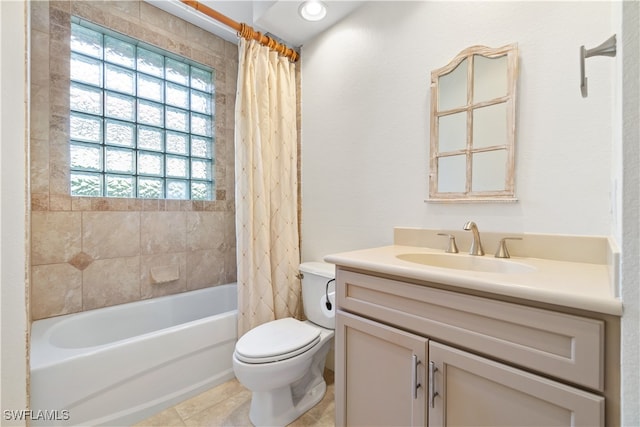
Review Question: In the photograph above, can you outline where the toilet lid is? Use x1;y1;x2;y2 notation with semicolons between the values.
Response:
235;318;321;364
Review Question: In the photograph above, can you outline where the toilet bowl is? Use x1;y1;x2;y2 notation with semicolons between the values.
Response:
232;262;335;426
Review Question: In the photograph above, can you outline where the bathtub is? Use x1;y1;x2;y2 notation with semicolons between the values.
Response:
30;284;237;426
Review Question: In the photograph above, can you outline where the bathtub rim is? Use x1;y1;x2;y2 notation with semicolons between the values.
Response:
31;283;237;370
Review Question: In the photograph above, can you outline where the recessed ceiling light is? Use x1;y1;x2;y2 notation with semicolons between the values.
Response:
299;1;327;22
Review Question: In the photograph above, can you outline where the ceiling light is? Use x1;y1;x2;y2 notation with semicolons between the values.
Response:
299;1;327;22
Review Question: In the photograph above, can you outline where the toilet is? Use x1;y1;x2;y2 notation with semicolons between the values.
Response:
232;262;336;427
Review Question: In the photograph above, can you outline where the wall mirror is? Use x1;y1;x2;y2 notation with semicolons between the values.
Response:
429;44;518;202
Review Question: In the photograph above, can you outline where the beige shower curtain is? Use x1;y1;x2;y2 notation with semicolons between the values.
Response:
235;38;301;337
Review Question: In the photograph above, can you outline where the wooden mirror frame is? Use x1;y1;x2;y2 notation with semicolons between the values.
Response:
429;44;518;202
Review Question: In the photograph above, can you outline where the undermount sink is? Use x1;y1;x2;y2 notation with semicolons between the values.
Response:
396;253;536;274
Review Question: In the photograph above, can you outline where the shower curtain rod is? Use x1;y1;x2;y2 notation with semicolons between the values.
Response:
180;0;300;62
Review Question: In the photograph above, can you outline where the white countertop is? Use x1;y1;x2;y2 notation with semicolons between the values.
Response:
324;244;623;316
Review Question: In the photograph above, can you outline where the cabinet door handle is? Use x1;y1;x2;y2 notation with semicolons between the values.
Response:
429;361;439;408
412;354;422;399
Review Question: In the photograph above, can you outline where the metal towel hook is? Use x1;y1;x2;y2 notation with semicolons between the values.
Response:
580;34;617;98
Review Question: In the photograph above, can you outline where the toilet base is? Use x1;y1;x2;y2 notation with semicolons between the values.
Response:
249;376;326;427
234;323;334;427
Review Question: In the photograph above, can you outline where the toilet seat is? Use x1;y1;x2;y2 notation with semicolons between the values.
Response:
235;318;321;364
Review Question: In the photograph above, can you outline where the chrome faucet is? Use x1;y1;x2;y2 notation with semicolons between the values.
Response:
463;221;484;256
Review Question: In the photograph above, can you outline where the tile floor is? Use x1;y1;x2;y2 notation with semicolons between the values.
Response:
135;370;335;427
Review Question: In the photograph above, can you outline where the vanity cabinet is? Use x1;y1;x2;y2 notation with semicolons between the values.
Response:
429;341;603;426
337;311;426;426
334;268;613;427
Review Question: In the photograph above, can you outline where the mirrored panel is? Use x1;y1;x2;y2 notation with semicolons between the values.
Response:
472;150;506;192
473;103;507;148
438;155;466;193
474;54;508;103
429;44;518;202
438;112;467;152
438;59;467;111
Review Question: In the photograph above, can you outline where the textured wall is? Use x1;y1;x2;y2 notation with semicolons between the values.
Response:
621;1;640;424
30;0;238;320
1;0;29;419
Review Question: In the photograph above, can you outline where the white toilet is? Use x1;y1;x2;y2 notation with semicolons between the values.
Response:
232;262;336;427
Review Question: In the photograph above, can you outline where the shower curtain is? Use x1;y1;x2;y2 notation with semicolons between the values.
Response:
235;38;301;337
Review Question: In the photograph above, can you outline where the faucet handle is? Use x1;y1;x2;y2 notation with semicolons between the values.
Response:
495;237;522;259
437;233;459;254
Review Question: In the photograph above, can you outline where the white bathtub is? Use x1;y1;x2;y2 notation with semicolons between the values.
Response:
30;284;237;426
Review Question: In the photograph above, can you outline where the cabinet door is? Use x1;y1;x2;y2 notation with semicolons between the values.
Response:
428;341;604;427
336;310;427;427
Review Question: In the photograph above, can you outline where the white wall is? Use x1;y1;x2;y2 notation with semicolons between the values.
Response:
0;0;29;423
301;2;638;424
620;1;640;424
301;1;616;262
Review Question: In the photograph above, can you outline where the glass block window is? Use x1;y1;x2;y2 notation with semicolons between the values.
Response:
69;19;215;200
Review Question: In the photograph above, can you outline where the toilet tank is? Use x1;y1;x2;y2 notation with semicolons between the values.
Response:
299;262;336;330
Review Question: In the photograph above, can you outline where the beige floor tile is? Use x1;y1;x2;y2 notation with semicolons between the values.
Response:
183;388;253;427
133;407;186;427
287;411;319;427
301;398;335;426
313;408;336;427
175;378;247;420
138;369;335;427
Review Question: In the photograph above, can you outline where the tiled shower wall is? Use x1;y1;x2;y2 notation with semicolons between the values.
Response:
30;1;238;320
